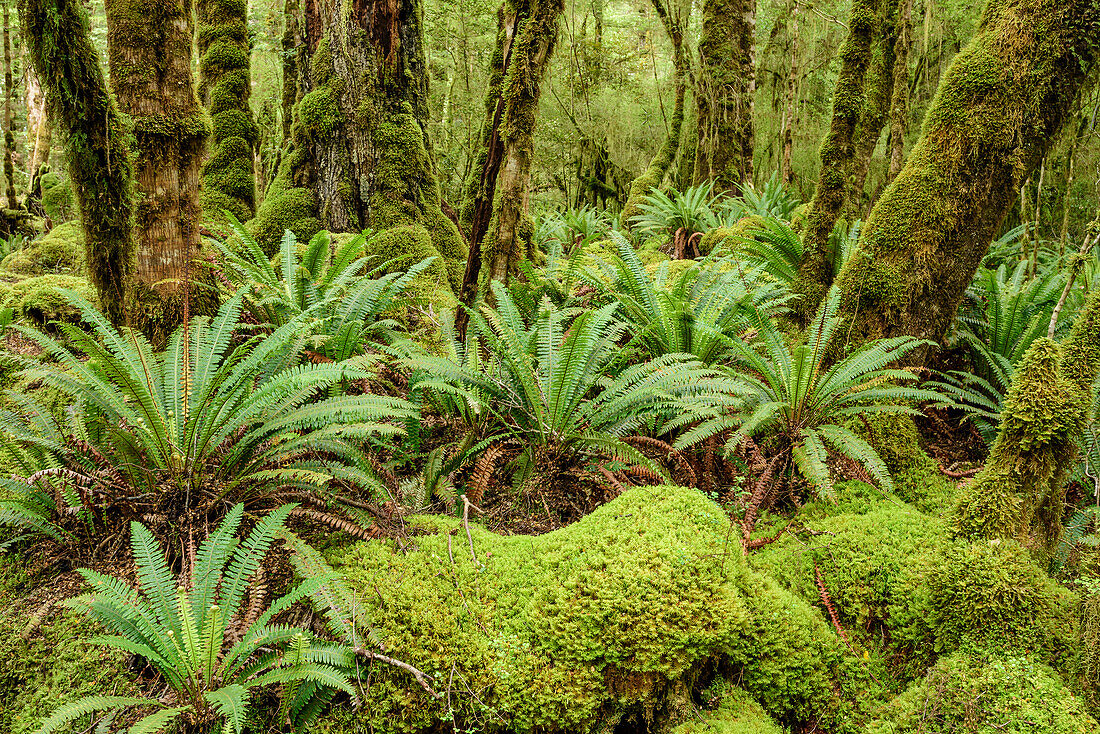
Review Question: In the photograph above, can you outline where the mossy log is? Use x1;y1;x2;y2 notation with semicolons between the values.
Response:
105;0;214;343
325;486;875;733
198;0;259;223
19;0;134;328
692;0;755;191
832;0;1100;351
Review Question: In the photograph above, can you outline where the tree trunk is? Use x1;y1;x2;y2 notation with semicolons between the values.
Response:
791;0;881;320
620;0;687;227
779;4;799;187
198;0;259;223
4;2;17;211
834;0;1100;353
885;0;912;183
24;61;50;201
846;0;902;220
456;0;563;323
105;0;211;343
254;0;466;292
20;0;135;327
693;0;755;191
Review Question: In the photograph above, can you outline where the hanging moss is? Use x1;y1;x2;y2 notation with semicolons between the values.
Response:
833;0;1100;350
197;0;258;223
326;486;875;734
19;0;135;328
791;0;881;320
693;0;755;191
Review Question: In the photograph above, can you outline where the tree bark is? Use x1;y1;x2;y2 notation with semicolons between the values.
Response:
791;0;882;320
3;3;16;211
254;0;466;293
620;0;687;227
885;0;912;183
834;0;1100;354
198;0;259;223
693;0;755;191
105;0;212;343
779;4;799;187
456;0;563;325
19;0;135;327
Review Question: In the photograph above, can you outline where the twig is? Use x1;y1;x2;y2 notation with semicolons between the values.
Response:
1048;235;1094;337
938;462;981;479
815;564;853;651
460;494;481;564
354;647;443;700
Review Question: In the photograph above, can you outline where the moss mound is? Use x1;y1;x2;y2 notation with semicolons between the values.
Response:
331;486;869;733
39;172;76;223
673;682;785;734
752;502;1079;683
2;274;97;328
698;215;765;256
0;560;138;734
866;650;1097;733
0;222;86;276
364;225;458;315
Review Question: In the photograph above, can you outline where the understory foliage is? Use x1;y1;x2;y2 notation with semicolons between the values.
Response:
0;289;414;550
34;504;353;734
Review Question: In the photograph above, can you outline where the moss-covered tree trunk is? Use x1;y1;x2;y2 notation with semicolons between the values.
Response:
19;0;134;327
791;0;881;319
3;3;16;211
456;0;562;319
886;0;911;183
846;0;901;220
198;0;258;223
833;0;1100;350
952;285;1100;562
105;0;211;342
693;0;754;191
254;0;465;296
779;4;799;187
619;0;687;227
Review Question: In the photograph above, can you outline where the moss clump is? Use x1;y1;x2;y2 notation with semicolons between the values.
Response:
296;87;342;140
0;559;138;734
2;274;97;327
866;650;1097;733
39;172;75;223
673;681;784;734
364;225;458;317
0;222;86;276
330;486;868;733
247;183;321;255
852;412;954;514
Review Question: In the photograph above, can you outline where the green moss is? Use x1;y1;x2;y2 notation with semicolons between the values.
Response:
329;486;868;733
673;682;785;734
0;559;138;734
247;186;321;254
851;412;954;514
2;274;97;328
296;87;342;140
0;222;86;276
867;650;1097;733
364;225;458;318
698;215;766;256
39;173;75;223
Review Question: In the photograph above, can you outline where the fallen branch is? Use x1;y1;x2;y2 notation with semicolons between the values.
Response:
815;564;853;652
354;647;442;700
938;462;981;479
460;494;481;564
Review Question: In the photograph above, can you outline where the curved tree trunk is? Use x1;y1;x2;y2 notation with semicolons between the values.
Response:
198;0;259;223
620;0;687;228
105;0;211;343
20;0;135;327
693;0;755;192
834;0;1100;353
791;0;881;320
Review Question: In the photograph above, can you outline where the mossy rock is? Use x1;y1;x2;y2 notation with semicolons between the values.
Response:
0;222;86;276
866;650;1097;733
673;682;785;734
751;503;1079;684
698;215;766;256
2;274;97;328
0;559;139;734
328;486;873;734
